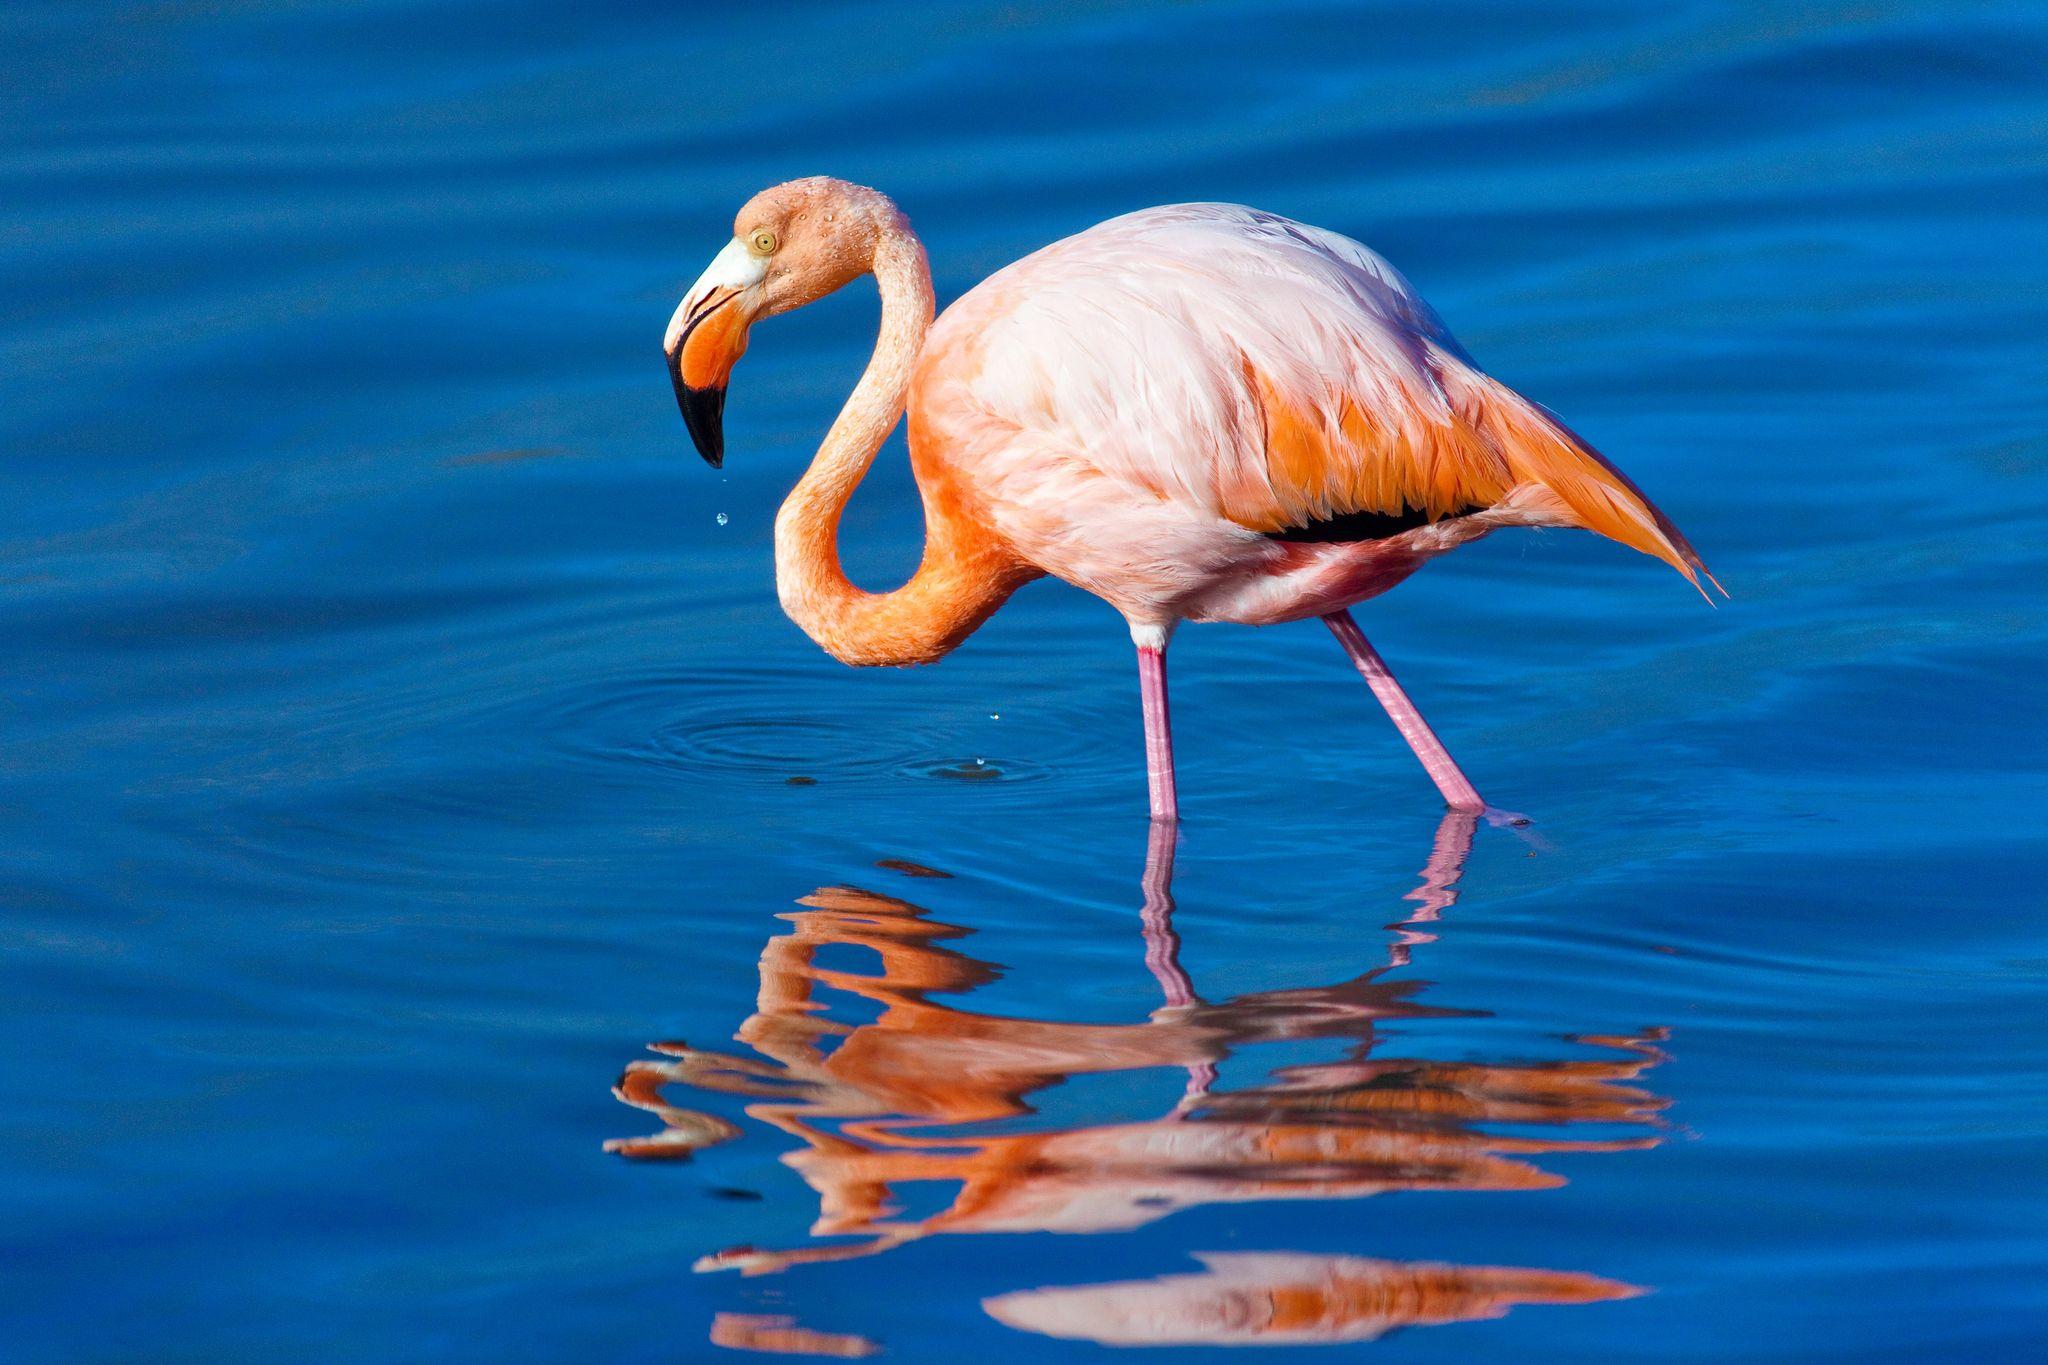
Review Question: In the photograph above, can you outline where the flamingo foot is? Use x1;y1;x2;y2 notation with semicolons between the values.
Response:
1485;806;1554;852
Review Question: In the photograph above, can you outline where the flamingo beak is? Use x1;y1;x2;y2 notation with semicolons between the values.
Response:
664;239;766;468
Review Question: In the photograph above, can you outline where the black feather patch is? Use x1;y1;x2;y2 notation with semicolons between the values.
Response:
1264;504;1484;543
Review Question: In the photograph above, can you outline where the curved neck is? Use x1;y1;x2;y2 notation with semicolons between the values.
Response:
774;219;1025;666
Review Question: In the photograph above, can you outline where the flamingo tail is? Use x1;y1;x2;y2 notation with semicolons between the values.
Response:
1446;367;1725;602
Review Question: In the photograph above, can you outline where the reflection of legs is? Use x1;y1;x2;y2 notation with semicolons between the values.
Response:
1140;819;1193;1008
1382;809;1479;973
1322;609;1486;813
1408;809;1480;922
1137;819;1217;1103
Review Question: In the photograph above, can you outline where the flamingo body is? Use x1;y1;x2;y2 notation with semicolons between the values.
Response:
911;203;1711;633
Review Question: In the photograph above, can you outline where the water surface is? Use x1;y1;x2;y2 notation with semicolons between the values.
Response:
4;1;2047;1359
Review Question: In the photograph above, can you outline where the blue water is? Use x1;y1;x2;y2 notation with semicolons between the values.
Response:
5;1;2047;1359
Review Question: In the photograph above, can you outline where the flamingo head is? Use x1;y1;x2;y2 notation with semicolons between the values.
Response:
664;177;898;466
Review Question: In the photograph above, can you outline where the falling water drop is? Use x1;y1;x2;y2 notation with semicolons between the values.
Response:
715;512;728;527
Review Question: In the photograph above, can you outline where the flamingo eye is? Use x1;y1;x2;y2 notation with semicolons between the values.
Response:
748;228;778;256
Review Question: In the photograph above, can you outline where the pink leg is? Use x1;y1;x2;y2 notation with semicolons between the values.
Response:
1137;644;1179;824
1322;610;1487;815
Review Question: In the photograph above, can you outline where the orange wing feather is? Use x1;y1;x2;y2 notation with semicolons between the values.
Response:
1444;358;1722;596
1230;346;1719;598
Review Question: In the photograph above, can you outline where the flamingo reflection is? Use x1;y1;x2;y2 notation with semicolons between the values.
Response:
985;1253;1638;1348
611;813;1667;1343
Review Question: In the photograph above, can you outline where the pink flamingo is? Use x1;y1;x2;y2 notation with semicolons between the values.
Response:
665;178;1718;823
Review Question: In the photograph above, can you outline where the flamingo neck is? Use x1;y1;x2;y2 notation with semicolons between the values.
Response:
774;217;1024;666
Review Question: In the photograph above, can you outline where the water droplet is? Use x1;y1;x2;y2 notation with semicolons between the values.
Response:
715;512;728;526
974;757;985;766
989;712;1001;720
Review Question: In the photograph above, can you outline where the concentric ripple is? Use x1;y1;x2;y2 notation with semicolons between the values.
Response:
494;665;1084;796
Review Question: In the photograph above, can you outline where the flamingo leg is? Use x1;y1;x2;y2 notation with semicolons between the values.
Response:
1322;609;1487;815
1136;643;1179;824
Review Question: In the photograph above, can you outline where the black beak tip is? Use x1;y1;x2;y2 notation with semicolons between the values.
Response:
695;422;724;469
674;377;727;469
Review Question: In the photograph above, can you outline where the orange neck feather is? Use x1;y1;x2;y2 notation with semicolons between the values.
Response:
774;216;1029;666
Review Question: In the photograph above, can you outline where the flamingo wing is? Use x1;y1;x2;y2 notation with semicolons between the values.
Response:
933;204;1715;595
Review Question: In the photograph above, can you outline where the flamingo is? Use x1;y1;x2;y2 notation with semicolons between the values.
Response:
664;178;1719;823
